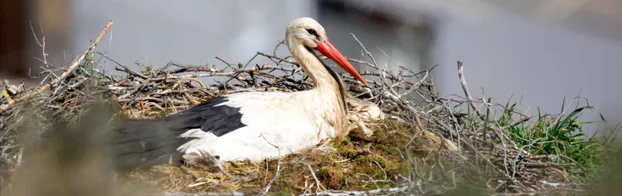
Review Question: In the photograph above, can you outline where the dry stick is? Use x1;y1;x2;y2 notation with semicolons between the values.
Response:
484;97;492;142
259;134;283;195
257;52;297;65
29;21;49;67
309;186;409;196
507;116;532;128
302;164;323;192
0;21;114;110
457;60;482;117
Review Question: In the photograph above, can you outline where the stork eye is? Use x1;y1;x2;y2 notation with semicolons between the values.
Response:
306;28;318;37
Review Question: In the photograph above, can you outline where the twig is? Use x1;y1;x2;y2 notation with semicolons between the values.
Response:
29;21;48;67
457;60;482;117
259;134;283;195
306;185;409;196
0;21;114;110
305;164;326;193
484;97;492;141
507;116;532;128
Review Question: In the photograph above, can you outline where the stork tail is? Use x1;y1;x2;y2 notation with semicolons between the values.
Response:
107;118;191;171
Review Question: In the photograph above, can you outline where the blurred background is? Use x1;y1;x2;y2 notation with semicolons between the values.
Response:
1;0;620;138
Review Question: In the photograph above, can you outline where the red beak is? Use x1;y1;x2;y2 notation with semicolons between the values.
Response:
315;39;368;86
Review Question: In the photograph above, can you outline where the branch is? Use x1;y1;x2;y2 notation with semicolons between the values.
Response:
457;60;482;117
0;21;114;110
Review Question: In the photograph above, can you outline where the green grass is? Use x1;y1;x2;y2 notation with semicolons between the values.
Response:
497;97;617;177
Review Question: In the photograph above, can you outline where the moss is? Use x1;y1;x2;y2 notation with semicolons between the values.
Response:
327;168;344;189
271;191;291;196
333;136;351;148
377;143;401;157
360;155;387;168
376;127;387;138
315;167;345;189
118;120;437;194
315;167;329;180
399;161;414;176
337;144;360;159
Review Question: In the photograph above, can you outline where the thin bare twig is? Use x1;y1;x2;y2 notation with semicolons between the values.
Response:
457;60;482;117
0;21;114;110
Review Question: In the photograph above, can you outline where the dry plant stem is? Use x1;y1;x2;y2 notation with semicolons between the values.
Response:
507;116;532;128
29;21;49;67
484;97;492;141
306;163;326;192
457;60;482;117
259;134;283;195
256;52;297;65
0;21;114;110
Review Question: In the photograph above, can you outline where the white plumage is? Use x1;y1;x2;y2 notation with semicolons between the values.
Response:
108;17;369;171
177;91;339;162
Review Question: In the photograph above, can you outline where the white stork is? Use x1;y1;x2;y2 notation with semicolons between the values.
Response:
108;17;369;171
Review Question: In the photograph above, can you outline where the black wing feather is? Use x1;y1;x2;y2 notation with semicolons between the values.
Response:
169;96;246;136
107;96;247;171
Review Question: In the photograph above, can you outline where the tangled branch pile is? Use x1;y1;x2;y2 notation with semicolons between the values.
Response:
0;22;603;196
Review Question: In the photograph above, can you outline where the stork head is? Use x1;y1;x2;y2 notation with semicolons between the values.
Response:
286;17;368;86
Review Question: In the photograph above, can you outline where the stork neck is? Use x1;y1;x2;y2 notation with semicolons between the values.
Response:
290;44;348;133
291;45;342;91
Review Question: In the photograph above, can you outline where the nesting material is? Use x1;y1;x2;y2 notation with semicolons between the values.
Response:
0;22;588;195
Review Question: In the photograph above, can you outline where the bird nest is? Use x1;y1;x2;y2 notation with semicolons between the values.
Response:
0;22;596;196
